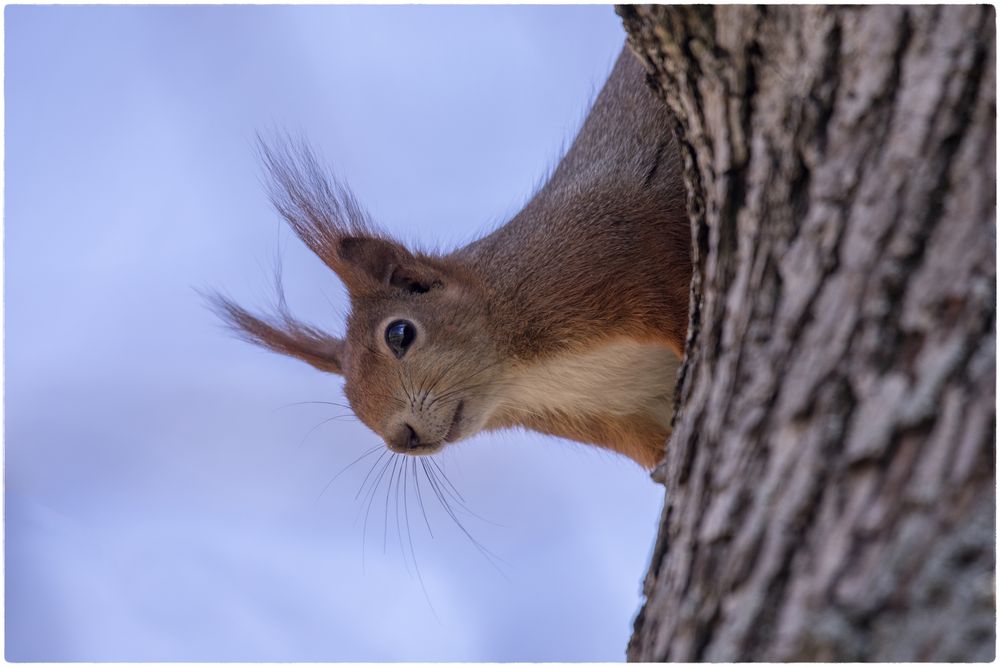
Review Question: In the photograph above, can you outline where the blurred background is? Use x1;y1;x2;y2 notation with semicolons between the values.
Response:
5;5;664;661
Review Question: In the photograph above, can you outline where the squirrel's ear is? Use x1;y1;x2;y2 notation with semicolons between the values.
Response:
210;295;345;375
338;236;444;295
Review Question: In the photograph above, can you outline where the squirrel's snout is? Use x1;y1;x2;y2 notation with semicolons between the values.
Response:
386;423;420;450
402;423;421;449
386;422;439;455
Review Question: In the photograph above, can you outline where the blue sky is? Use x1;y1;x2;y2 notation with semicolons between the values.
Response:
5;5;664;661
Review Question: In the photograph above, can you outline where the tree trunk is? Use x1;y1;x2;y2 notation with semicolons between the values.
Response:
617;5;995;661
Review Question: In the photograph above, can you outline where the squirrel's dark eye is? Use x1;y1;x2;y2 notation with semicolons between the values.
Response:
385;320;416;359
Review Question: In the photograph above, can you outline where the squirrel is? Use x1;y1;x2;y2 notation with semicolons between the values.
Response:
213;45;691;470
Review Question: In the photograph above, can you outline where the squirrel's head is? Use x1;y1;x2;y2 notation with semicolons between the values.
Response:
332;237;506;455
213;141;505;456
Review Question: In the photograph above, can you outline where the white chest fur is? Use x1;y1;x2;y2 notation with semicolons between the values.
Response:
500;340;680;428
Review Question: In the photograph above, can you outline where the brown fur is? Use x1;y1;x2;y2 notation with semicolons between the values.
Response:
212;46;691;469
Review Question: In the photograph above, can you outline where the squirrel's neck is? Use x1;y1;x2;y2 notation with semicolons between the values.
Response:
451;47;690;361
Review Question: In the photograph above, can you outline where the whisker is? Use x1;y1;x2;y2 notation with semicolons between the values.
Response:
383;455;401;554
403;458;441;621
315;445;382;502
297;414;357;449
395;455;408;572
414;363;431;407
424;462;508;575
404;365;418;404
436;390;550;422
355;449;389;502
395;366;414;406
413;455;434;538
422;459;510;579
429;458;505;528
361;453;397;573
427;353;468;396
359;452;395;523
358;452;394;526
429;458;465;502
424;359;505;409
425;372;500;410
420;354;465;410
365;391;407;408
408;368;421;409
274;400;354;412
426;373;530;409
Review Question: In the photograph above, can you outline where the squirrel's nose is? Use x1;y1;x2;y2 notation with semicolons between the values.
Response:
403;423;421;449
388;423;422;451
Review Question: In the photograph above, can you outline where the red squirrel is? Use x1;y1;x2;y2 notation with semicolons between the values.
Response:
214;46;691;469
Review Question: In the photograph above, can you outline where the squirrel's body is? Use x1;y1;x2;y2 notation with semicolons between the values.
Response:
216;46;691;469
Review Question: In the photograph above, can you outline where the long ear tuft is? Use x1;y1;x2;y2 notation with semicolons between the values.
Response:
256;135;397;292
206;291;345;375
256;135;450;294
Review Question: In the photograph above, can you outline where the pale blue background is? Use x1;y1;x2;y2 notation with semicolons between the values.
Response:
5;5;664;661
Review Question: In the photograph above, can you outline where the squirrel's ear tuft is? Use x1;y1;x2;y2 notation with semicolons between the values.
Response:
256;137;444;296
338;236;443;294
208;293;345;375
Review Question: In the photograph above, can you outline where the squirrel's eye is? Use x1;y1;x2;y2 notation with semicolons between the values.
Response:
385;320;416;359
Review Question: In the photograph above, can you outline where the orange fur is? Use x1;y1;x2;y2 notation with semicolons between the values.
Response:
212;46;691;469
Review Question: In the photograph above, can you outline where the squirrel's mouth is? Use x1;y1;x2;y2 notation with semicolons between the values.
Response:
443;401;464;443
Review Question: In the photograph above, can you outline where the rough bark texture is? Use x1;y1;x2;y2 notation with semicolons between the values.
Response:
618;5;995;661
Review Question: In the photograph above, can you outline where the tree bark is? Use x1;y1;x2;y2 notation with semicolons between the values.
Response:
618;5;995;661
